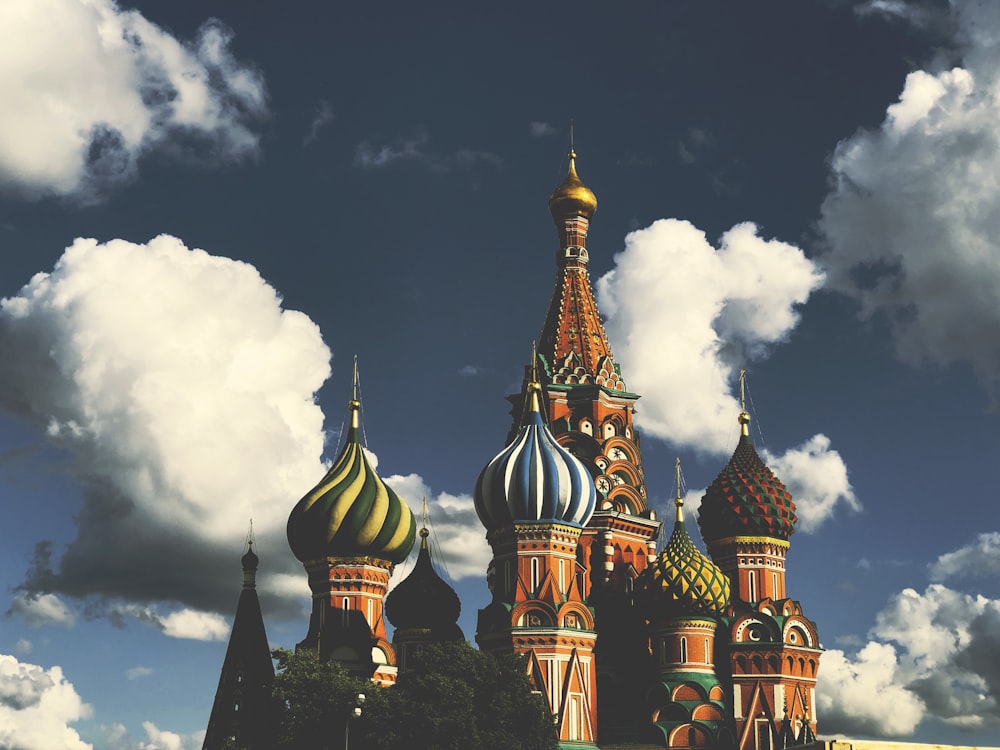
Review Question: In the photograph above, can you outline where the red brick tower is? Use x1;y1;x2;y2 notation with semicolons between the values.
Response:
476;377;601;748
507;146;661;742
286;360;416;686
697;373;821;750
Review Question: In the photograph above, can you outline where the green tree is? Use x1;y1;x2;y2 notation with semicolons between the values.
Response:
270;648;383;750
376;642;557;750
270;643;557;750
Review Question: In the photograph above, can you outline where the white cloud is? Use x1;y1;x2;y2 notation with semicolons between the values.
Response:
0;654;92;750
763;435;860;532
383;473;491;581
14;639;32;656
126;666;153;680
137;721;205;750
159;609;229;641
529;121;557;137
817;642;926;736
595;219;856;531
0;0;266;201
8;592;76;627
354;131;501;172
823;581;1000;735
819;0;1000;399
0;235;330;617
597;219;824;454
303;99;334;145
103;721;205;750
930;531;1000;581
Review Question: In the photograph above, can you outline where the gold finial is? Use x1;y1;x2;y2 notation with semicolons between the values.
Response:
548;124;597;221
245;519;255;551
419;497;429;547
738;368;750;437
527;341;543;414
674;457;684;522
349;355;361;428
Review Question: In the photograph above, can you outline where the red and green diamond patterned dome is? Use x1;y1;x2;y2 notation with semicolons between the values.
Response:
697;412;797;544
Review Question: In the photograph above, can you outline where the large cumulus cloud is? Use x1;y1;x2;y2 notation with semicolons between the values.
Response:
820;0;1000;400
0;655;91;750
596;219;858;530
820;536;1000;737
0;235;329;622
0;0;266;200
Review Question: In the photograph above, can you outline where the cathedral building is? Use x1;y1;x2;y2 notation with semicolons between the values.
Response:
205;148;821;750
473;151;821;749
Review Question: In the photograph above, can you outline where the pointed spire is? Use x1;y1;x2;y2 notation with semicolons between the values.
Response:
674;457;684;523
350;354;361;429
241;520;258;589
527;341;543;416
739;368;750;437
419;497;430;550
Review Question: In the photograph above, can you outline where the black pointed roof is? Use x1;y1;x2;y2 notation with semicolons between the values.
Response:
202;542;274;750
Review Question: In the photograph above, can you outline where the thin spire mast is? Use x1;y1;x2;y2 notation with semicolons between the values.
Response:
674;457;684;522
738;368;750;437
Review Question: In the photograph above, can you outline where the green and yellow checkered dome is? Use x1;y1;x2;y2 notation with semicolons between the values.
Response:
643;467;731;617
287;395;415;565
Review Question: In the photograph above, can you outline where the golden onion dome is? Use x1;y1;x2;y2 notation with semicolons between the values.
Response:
548;150;598;221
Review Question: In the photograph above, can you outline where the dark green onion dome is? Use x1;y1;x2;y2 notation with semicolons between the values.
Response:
642;493;731;618
287;397;416;565
385;528;463;639
697;411;798;544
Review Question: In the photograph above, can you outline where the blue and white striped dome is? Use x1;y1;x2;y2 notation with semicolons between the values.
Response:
475;384;596;530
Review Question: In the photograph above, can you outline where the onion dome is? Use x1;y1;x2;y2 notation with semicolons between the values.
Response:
642;461;731;617
385;525;462;639
287;393;416;565
475;380;596;530
241;539;259;589
697;411;798;544
548;150;598;221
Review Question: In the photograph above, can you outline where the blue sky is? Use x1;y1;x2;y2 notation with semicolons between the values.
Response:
2;0;1000;747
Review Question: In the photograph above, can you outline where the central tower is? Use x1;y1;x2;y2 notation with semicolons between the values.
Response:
505;148;661;743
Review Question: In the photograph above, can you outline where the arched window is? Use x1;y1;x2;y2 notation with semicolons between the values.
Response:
679;636;688;663
342;596;350;627
530;557;540;592
748;570;757;602
704;638;710;664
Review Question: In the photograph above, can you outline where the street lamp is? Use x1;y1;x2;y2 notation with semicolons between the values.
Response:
344;692;365;750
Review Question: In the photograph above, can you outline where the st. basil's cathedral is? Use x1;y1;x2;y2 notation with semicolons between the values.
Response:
203;150;822;750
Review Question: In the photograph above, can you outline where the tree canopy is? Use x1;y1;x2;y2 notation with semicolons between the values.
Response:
269;643;557;750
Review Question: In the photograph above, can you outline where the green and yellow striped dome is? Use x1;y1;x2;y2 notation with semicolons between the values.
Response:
287;397;415;565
